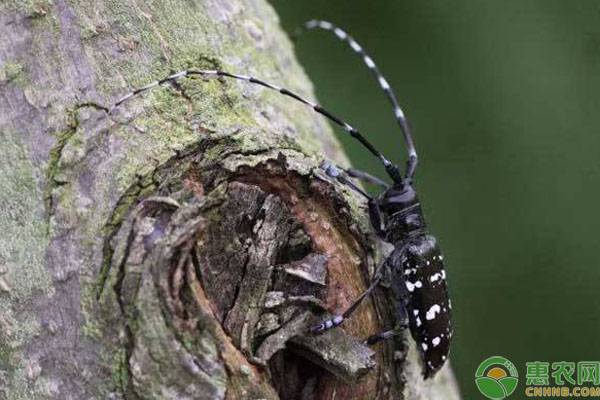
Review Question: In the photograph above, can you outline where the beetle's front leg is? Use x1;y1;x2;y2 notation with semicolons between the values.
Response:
320;161;387;238
367;198;386;237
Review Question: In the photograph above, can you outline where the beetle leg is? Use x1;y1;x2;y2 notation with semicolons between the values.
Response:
310;273;382;334
391;258;411;326
364;329;400;345
367;198;386;237
343;167;389;189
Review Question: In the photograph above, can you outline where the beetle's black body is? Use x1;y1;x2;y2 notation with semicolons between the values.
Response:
400;236;452;378
108;18;453;380
313;164;453;378
369;182;453;378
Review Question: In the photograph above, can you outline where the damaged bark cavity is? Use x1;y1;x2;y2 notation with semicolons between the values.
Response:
104;154;387;399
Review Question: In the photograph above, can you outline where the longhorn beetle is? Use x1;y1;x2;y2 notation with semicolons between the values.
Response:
108;20;453;379
301;20;453;379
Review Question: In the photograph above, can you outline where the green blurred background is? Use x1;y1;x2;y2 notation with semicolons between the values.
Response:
270;0;600;398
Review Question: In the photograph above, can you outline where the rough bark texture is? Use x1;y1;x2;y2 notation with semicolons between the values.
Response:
0;1;461;399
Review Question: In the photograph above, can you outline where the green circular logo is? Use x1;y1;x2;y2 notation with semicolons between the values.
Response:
475;356;519;400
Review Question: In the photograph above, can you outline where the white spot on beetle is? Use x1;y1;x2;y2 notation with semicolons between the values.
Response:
170;71;187;79
306;20;318;29
231;73;251;81
140;81;159;91
378;76;390;90
319;21;333;30
429;272;442;282
442;355;447;361
349;40;362;52
394;107;405;119
406;281;422;292
422;343;428;351
334;28;347;39
364;56;375;68
426;304;441;320
432;337;441;347
416;317;422;327
413;309;419;316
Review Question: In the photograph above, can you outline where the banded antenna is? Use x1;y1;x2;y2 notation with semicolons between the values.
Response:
302;20;418;181
110;69;404;183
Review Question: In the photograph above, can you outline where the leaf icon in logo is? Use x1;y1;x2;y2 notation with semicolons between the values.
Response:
498;376;518;397
475;377;507;400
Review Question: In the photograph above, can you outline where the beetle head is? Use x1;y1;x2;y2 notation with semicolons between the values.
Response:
380;182;419;214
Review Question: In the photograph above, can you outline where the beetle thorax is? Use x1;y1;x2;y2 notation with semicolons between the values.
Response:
380;183;427;243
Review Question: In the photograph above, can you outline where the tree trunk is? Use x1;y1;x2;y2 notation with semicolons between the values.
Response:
0;1;461;399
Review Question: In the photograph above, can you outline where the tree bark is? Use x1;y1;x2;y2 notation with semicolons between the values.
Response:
0;1;461;399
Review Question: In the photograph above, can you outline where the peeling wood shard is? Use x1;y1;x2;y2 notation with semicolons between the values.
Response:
222;188;294;355
290;328;376;383
281;253;328;286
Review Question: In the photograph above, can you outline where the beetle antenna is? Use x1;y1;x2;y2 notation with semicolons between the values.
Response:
110;69;403;182
301;20;418;181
